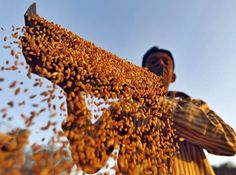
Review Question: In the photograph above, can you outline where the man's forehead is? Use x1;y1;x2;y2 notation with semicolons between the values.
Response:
148;51;172;59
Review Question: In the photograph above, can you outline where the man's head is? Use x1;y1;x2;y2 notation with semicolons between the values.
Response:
142;46;176;89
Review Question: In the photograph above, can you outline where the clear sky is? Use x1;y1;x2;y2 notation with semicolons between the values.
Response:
0;0;236;166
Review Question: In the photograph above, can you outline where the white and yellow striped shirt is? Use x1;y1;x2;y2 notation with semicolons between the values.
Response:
168;91;236;175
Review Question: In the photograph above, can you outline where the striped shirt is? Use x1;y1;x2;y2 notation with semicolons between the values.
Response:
167;91;236;175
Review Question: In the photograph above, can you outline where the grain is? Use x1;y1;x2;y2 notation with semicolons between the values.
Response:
21;13;178;174
9;80;17;88
0;11;179;175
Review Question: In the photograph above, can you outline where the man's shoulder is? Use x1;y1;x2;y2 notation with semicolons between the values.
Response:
167;91;191;100
167;90;209;109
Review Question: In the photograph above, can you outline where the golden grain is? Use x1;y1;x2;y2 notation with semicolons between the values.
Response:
0;12;179;175
14;87;20;96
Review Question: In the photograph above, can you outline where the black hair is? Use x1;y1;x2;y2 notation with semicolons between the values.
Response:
142;46;175;69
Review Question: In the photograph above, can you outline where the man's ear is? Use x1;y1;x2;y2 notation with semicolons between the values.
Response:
171;73;176;83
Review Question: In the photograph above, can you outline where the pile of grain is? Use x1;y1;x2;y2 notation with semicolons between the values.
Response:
0;11;179;174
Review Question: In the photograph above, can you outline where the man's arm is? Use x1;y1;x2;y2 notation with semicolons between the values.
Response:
173;97;236;156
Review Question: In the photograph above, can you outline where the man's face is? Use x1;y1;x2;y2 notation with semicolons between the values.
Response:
144;51;176;89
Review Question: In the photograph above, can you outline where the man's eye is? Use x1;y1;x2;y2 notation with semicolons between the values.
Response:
163;59;169;65
149;59;156;64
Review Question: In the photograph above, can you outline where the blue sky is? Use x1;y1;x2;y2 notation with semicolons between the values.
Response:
0;0;236;166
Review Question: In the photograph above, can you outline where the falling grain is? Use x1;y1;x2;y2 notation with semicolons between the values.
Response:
9;80;17;88
14;87;20;96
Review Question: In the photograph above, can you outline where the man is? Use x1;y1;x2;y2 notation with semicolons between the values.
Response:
142;46;236;175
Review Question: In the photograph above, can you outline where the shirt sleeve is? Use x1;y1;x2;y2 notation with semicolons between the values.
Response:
173;97;236;156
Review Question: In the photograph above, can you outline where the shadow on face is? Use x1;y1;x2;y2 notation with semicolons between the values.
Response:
144;51;176;89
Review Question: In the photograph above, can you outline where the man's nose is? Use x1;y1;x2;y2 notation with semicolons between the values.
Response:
157;60;164;66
